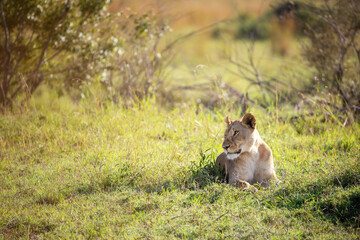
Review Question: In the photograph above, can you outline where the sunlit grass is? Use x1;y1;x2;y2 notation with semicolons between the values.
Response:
163;36;313;106
1;99;359;238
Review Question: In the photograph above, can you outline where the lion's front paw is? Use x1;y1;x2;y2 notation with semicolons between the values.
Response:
235;180;258;192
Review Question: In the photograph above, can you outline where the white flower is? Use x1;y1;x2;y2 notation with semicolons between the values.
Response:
111;36;118;44
195;64;208;69
37;5;43;13
117;48;124;56
101;70;107;80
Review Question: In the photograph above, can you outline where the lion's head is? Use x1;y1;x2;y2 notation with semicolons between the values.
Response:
222;113;257;160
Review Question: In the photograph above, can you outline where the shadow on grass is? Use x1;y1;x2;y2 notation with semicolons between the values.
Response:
142;150;226;194
66;149;227;197
34;162;144;203
185;149;226;190
71;163;139;196
2;218;56;239
266;164;360;228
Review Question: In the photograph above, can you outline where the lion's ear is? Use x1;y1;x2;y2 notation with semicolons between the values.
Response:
225;116;232;125
241;113;256;129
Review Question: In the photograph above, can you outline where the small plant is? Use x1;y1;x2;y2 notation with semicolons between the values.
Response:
186;148;225;190
292;116;327;135
101;162;137;190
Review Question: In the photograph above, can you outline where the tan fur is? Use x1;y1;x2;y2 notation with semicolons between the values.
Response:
216;113;277;189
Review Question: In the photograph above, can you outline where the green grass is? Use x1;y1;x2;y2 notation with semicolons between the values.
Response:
164;36;313;106
1;98;359;239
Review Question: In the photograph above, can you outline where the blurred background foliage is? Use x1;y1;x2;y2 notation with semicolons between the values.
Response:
0;0;359;120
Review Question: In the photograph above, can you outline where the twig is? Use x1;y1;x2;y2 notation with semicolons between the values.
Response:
127;165;147;186
162;19;231;53
169;214;193;220
214;210;230;222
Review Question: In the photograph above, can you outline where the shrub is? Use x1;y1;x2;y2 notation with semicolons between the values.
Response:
211;12;270;40
235;13;270;40
0;0;170;111
293;0;360;109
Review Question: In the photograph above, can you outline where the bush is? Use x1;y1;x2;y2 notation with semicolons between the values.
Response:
293;0;360;109
211;12;270;40
235;13;270;40
0;0;171;111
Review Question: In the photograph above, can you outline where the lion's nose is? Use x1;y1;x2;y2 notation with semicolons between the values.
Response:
223;145;230;150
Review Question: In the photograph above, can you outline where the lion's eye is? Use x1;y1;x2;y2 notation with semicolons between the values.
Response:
233;130;239;136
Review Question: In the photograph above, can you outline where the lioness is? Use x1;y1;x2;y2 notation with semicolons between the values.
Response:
216;113;277;188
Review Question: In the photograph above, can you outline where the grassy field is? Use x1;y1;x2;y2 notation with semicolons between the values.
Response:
162;35;313;108
1;0;359;238
1;96;360;239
